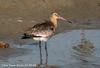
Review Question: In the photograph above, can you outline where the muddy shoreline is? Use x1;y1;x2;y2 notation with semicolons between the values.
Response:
0;0;100;38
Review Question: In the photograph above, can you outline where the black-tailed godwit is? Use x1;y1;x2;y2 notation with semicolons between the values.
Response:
21;12;72;65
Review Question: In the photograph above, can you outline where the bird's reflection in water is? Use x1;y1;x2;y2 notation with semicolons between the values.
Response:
72;30;95;62
72;40;94;57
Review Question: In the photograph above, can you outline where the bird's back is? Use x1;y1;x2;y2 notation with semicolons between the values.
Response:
21;21;55;39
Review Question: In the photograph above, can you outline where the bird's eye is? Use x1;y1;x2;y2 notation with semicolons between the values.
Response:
52;13;59;17
54;13;57;16
54;13;59;17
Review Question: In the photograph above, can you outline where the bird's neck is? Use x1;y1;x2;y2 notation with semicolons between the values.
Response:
50;17;58;27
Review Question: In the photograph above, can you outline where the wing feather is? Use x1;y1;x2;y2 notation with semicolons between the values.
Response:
25;21;55;37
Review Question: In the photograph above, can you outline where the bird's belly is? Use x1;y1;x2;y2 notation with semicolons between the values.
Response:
33;37;48;42
32;30;53;37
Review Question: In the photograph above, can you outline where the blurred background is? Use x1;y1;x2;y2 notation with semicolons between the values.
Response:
0;0;100;38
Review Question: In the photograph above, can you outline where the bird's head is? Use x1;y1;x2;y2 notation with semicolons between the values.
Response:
51;12;72;24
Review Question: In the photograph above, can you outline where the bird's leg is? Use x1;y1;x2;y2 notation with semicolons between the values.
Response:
39;41;43;65
45;42;48;66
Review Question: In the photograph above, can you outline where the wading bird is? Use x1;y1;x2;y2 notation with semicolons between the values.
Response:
21;12;72;66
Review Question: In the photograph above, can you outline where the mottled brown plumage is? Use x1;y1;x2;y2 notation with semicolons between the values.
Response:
26;21;55;40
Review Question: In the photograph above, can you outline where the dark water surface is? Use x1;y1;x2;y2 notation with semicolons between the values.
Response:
0;30;100;68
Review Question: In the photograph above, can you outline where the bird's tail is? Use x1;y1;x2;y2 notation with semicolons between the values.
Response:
21;33;32;39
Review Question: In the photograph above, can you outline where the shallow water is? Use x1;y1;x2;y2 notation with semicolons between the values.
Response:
0;30;100;68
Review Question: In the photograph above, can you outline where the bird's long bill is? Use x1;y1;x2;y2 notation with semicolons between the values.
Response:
59;17;72;24
59;17;67;21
